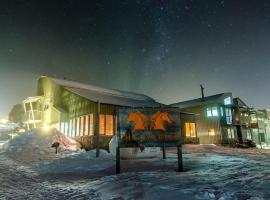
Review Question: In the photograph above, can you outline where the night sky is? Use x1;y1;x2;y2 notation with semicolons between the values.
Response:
0;0;270;117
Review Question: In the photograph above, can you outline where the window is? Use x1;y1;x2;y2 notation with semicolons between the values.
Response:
208;129;215;136
100;115;105;134
224;97;232;105
247;131;252;140
225;108;232;124
212;107;218;116
100;114;114;135
105;115;114;135
207;108;212;117
80;116;84;136
220;107;224;117
89;114;94;136
227;128;235;139
76;117;80;137
185;123;196;137
207;107;219;117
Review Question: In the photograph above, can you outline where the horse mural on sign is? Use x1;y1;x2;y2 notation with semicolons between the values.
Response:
126;111;148;131
150;111;173;131
126;111;173;132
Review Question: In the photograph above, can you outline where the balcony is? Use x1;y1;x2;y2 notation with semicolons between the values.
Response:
23;110;42;124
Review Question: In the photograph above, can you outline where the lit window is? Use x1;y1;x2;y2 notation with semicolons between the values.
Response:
224;97;232;105
220;107;224;116
105;115;114;135
207;107;219;117
80;116;84;136
100;115;105;134
99;114;114;136
89;114;94;135
225;108;232;124
76;118;80;137
207;108;212;117
228;128;235;139
212;107;218;116
84;115;89;135
185;123;196;137
208;129;215;136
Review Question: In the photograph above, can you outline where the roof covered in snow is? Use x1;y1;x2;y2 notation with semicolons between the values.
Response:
43;76;161;107
170;93;232;109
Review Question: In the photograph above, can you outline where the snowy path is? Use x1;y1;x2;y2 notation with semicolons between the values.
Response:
1;145;270;199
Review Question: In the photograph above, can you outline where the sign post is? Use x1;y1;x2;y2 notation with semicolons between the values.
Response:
116;107;183;174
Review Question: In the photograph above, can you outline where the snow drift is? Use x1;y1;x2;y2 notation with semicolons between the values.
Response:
4;128;82;163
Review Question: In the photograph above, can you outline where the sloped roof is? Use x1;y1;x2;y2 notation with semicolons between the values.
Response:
170;93;232;109
44;77;161;107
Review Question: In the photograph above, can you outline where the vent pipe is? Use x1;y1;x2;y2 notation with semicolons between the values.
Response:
200;84;205;102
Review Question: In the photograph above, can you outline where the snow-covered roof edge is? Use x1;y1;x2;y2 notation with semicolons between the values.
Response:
39;76;156;102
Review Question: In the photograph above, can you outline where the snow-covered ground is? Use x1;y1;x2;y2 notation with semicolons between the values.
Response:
1;144;270;200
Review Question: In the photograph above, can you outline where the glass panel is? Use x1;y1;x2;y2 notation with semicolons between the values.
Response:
89;114;94;136
76;117;80;137
106;115;114;135
100;114;105;134
220;107;224;116
85;115;89;136
80;116;84;136
185;123;191;137
72;119;76;137
212;107;218;116
208;129;215;136
185;123;196;137
207;108;212;117
225;108;232;124
224;97;232;105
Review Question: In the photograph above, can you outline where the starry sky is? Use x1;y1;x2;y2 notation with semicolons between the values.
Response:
0;0;270;117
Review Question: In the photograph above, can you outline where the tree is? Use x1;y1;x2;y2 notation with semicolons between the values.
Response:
9;104;24;126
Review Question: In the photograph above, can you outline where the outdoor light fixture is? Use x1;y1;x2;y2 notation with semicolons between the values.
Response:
0;119;8;124
42;124;50;131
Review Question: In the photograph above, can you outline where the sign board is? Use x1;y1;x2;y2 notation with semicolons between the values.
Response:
117;108;181;147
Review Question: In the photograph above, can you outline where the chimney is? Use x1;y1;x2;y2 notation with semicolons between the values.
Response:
200;84;205;102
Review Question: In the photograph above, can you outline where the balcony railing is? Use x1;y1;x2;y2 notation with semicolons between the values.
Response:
23;110;42;124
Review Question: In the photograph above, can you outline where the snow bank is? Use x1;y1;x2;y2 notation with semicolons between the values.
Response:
4;128;82;163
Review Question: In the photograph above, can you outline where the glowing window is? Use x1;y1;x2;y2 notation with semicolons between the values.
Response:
208;129;215;136
207;107;219;117
220;107;224;116
207;108;212;117
185;123;196;137
227;128;235;139
225;108;232;124
80;116;84;136
89;114;94;136
76;118;80;137
99;114;114;136
100;115;105;134
212;107;218;116
224;97;232;105
105;115;114;135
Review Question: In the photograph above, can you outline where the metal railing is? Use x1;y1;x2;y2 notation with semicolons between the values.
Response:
23;110;42;124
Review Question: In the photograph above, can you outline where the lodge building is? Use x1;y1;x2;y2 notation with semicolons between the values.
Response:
23;76;161;149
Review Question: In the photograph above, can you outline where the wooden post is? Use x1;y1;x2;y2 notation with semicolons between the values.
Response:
162;146;166;159
177;145;183;172
96;101;100;158
116;146;120;174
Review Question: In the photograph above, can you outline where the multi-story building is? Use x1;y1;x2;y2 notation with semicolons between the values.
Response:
171;92;255;145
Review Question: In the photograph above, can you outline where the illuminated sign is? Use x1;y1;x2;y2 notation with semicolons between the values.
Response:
117;108;181;147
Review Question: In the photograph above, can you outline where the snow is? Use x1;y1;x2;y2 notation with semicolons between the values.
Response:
4;128;82;163
1;144;270;199
109;135;160;159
